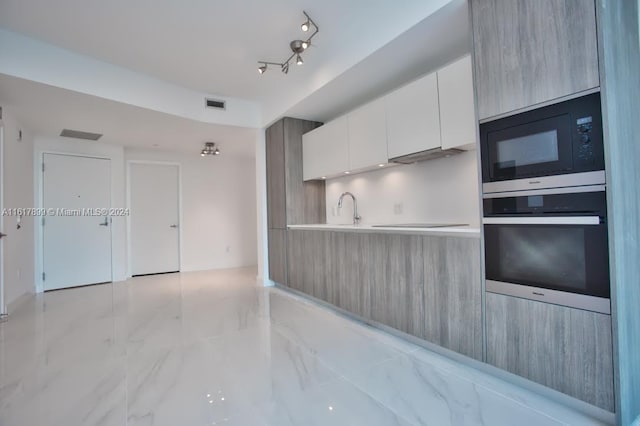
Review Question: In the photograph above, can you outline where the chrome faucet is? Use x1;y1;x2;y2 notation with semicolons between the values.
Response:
338;192;361;225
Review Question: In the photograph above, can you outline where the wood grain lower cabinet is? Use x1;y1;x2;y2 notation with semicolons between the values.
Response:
486;292;614;411
423;236;482;360
369;234;425;337
286;229;330;298
268;229;287;286
331;232;371;319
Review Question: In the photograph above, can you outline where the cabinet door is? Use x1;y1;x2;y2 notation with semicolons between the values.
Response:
331;232;371;318
347;98;388;170
437;55;477;150
369;234;425;337
385;73;441;159
283;118;325;225
486;292;614;411
287;229;330;299
266;120;286;229
423;236;482;360
302;117;349;180
471;0;599;120
268;229;287;286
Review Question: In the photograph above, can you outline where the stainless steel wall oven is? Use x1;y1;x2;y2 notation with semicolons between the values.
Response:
483;185;610;314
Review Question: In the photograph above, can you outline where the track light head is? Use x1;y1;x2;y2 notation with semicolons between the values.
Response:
257;12;318;75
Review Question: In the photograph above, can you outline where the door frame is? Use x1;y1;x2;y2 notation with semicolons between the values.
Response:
0;121;6;315
36;151;115;293
126;160;183;278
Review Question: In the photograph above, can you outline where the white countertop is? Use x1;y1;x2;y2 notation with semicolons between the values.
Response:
287;223;481;238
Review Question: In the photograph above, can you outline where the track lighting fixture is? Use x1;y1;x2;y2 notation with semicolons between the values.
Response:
201;142;220;157
257;11;318;76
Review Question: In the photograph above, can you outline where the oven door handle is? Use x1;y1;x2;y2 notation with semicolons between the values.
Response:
483;216;601;225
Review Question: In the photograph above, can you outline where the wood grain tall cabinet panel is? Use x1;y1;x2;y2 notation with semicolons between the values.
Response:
598;0;640;422
266;118;324;286
471;0;600;120
486;292;614;411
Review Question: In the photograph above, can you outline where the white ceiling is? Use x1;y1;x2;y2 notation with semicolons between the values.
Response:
0;74;257;157
0;0;469;150
0;0;452;107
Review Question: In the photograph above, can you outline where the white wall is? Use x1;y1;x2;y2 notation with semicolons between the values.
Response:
1;108;36;307
125;148;257;273
34;136;127;288
254;129;271;286
325;150;481;226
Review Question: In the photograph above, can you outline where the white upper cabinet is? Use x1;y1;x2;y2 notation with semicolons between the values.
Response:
302;55;478;180
347;98;388;170
385;72;441;159
437;55;477;150
302;116;349;180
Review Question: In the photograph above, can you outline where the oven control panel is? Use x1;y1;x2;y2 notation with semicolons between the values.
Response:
576;116;595;163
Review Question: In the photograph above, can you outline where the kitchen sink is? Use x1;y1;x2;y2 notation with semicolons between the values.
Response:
371;223;468;228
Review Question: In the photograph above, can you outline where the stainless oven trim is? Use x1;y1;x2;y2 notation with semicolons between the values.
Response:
483;216;600;225
482;170;605;194
478;87;601;124
482;184;605;199
486;280;611;314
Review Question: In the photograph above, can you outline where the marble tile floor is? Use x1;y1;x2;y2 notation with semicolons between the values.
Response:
0;268;611;426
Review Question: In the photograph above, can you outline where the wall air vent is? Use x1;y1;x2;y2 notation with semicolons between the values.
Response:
60;129;103;141
205;98;226;110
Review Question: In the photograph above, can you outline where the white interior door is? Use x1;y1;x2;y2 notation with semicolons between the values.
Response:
43;154;112;290
130;163;180;276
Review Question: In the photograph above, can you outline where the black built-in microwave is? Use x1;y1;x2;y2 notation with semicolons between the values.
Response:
480;93;604;193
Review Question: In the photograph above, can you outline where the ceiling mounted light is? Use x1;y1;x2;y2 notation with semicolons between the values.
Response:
301;17;310;32
257;11;318;76
201;142;220;157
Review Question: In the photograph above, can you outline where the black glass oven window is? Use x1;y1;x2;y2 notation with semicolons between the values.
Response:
496;130;559;169
498;227;586;290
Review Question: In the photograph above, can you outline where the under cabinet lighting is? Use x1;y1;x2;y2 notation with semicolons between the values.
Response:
344;171;350;174
378;164;385;167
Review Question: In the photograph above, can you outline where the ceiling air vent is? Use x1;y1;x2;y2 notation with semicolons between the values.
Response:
60;129;103;141
205;98;226;110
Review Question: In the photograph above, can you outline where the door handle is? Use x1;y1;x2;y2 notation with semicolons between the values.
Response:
99;217;109;227
170;224;178;228
0;232;7;239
